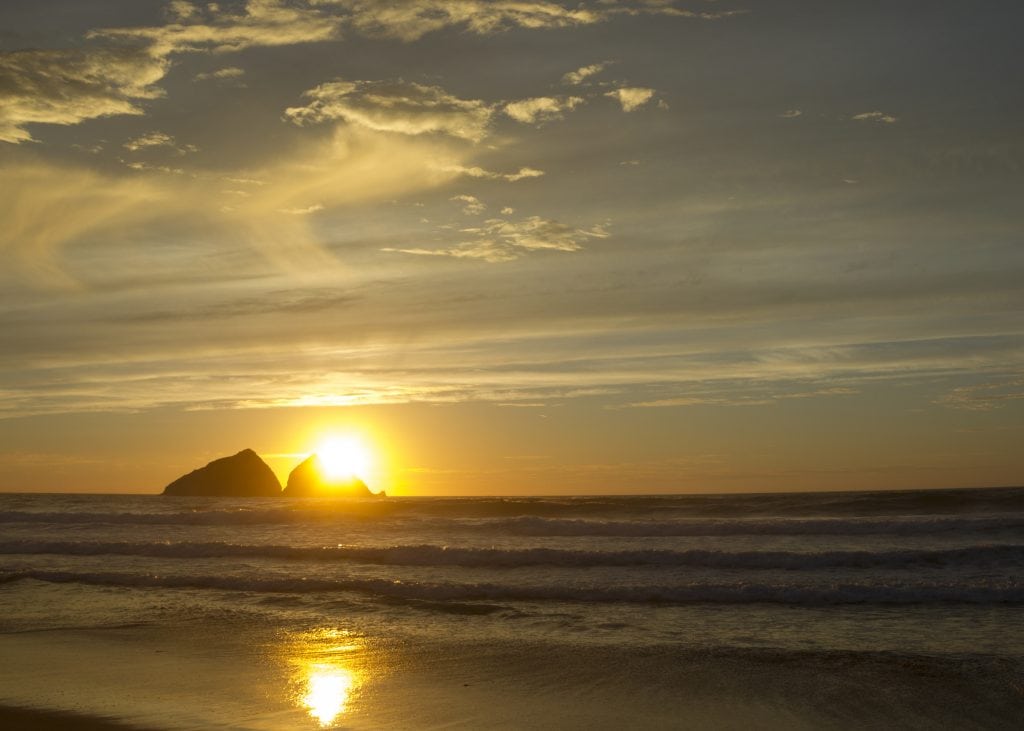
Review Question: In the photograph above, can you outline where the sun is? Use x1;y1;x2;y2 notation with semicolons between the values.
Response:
315;436;372;481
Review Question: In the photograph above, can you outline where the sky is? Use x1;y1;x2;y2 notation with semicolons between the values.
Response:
1;0;1022;495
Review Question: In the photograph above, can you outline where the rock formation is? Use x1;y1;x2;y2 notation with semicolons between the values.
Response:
162;448;282;497
282;454;374;497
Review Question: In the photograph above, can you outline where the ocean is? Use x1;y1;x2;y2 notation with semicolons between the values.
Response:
0;487;1022;729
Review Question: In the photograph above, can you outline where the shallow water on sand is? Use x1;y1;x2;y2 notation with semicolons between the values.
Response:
1;487;1022;729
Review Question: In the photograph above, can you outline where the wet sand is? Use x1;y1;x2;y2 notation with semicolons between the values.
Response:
0;705;155;730
2;625;1022;730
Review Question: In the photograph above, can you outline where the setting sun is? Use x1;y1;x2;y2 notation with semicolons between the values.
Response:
315;436;372;481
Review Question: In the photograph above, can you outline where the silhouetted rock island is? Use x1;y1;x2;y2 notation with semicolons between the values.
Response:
163;449;381;497
282;454;373;497
162;448;282;497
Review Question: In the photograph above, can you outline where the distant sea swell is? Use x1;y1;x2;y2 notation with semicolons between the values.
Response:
1;569;1022;606
1;539;1022;571
1;487;1021;613
1;510;1022;536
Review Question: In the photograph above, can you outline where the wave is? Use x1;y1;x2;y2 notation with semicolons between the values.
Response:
1;539;1022;571
486;515;1024;537
2;569;1022;605
1;509;1022;536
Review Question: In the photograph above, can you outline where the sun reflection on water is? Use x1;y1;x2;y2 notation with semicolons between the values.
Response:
302;664;355;726
286;629;368;728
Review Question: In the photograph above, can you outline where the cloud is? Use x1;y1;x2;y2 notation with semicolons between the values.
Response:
382;241;519;263
286;79;493;141
0;163;168;287
852;111;899;124
937;378;1024;411
619;1;746;21
624;385;859;408
1;125;466;287
166;1;201;21
0;47;168;144
779;109;802;119
194;66;246;82
451;194;486;215
91;0;341;57
605;87;656;112
482;216;608;252
313;1;742;42
562;61;609;85
442;164;544;182
386;214;609;261
503;96;584;124
279;203;325;215
123;131;199;155
315;0;601;41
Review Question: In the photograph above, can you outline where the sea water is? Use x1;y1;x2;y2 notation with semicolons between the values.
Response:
0;487;1022;729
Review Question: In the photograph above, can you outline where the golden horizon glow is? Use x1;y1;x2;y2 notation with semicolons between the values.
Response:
314;435;373;481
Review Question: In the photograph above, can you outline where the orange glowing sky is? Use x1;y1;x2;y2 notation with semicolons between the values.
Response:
0;1;1022;494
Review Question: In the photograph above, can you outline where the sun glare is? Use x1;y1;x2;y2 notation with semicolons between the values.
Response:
302;664;355;726
316;436;372;480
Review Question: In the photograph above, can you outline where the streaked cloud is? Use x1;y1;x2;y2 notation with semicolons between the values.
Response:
605;87;656;112
286;79;493;141
504;96;584;124
779;109;802;119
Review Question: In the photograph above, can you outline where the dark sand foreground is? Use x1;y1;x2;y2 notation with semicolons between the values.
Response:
0;705;154;730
